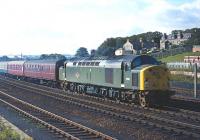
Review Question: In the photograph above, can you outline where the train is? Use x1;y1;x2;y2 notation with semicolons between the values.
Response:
167;62;200;71
0;55;173;107
184;56;200;63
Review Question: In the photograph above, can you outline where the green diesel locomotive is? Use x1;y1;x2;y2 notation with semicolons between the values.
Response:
59;55;173;107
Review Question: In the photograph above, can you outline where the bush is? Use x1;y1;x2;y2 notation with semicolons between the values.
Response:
0;125;20;140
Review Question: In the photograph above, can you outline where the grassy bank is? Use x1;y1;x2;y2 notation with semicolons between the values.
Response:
160;51;200;63
0;116;32;140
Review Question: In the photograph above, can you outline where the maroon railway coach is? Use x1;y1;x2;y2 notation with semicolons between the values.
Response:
7;61;25;77
24;59;65;82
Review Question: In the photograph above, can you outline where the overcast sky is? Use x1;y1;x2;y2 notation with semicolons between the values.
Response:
0;0;200;56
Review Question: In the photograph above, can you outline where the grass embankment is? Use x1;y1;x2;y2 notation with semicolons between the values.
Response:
159;51;200;83
160;51;200;63
0;124;20;140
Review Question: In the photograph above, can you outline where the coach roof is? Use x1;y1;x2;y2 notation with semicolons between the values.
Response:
24;59;65;64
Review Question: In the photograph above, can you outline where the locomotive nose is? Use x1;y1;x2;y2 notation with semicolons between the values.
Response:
140;66;169;90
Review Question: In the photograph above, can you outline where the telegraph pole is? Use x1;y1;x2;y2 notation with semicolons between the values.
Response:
194;63;197;98
140;38;143;54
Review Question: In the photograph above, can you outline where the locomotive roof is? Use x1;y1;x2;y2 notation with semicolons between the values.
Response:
68;55;139;62
66;55;158;68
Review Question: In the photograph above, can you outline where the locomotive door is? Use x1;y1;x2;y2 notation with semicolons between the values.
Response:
125;63;132;88
121;62;132;88
121;62;125;88
87;68;92;84
89;68;91;81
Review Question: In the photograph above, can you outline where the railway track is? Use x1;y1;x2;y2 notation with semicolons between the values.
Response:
1;77;200;138
0;91;115;140
169;87;200;112
170;87;200;98
1;77;200;119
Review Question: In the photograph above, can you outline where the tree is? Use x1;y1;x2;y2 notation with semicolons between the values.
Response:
184;28;200;45
75;47;89;57
90;49;96;57
163;33;168;39
0;55;9;61
96;38;117;56
40;54;66;60
48;53;66;60
95;31;162;56
40;54;48;59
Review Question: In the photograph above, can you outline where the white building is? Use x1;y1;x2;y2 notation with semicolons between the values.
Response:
115;39;137;56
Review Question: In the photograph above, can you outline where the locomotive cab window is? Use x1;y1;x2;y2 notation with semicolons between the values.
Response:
132;56;158;68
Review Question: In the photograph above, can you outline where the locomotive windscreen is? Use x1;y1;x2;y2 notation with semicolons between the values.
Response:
132;56;159;68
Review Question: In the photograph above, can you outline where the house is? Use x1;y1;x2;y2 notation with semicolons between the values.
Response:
160;31;191;49
193;45;200;52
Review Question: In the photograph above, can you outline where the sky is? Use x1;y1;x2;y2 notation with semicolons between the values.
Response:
0;0;200;56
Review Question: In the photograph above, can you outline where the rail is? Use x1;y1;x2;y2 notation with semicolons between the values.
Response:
0;91;116;140
1;78;200;138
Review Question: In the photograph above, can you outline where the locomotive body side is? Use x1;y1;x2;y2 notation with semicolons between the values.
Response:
64;61;122;89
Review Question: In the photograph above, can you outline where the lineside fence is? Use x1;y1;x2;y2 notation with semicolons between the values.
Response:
167;62;200;99
151;45;192;59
